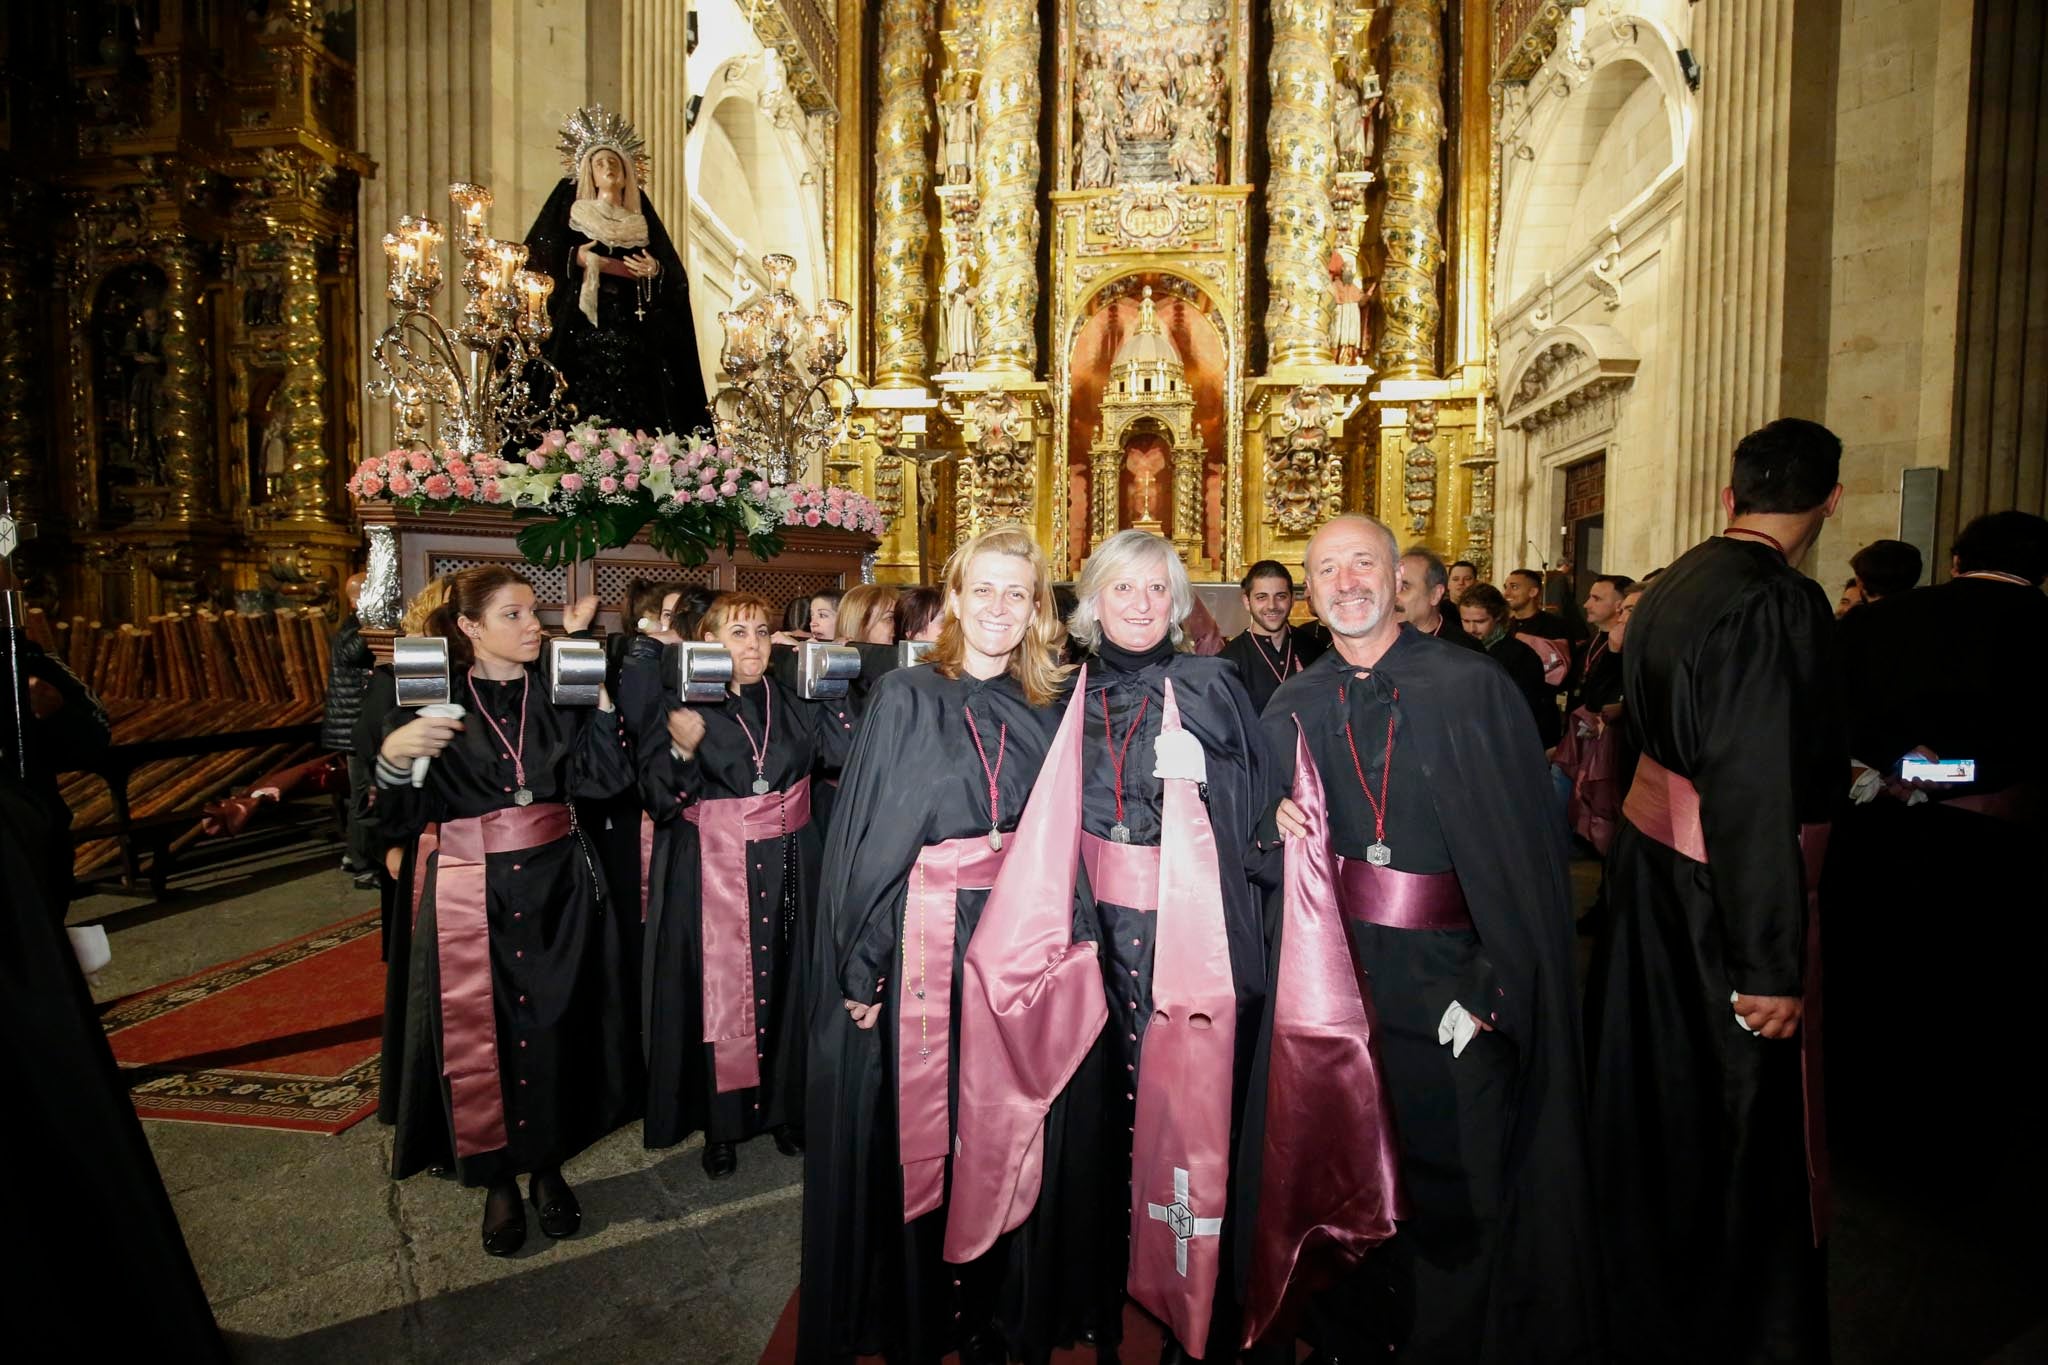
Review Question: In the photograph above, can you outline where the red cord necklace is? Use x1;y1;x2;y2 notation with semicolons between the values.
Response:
1100;691;1150;844
731;683;774;793
963;705;1008;851
1339;680;1398;866
468;669;534;806
1253;630;1294;684
1723;526;1788;557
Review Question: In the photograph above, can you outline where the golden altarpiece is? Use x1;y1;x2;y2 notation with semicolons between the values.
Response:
1;2;364;620
831;0;1499;585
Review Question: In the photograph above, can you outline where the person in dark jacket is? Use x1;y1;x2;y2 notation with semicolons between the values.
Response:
1459;582;1562;749
324;574;378;887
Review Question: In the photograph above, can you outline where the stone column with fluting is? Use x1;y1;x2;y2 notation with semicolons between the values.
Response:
1263;0;1337;369
1375;0;1444;379
874;0;934;386
972;0;1042;376
153;236;212;522
271;225;329;520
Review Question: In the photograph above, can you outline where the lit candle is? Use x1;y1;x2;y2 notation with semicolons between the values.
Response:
494;241;527;292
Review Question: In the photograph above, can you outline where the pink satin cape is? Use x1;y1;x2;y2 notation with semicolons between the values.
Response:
942;669;1110;1262
1240;724;1404;1348
430;801;573;1158
685;776;813;1094
1126;678;1240;1354
1623;752;1833;1243
897;832;1007;1222
1553;705;1621;855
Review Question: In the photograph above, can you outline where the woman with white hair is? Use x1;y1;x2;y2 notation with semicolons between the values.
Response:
1067;529;1274;1362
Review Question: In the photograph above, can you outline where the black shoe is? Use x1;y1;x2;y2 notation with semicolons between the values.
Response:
481;1180;526;1256
772;1124;805;1156
528;1167;582;1239
352;870;380;891
702;1140;738;1180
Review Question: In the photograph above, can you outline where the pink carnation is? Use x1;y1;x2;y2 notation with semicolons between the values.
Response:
355;471;384;497
388;471;415;495
422;473;454;498
525;449;548;469
481;479;500;502
622;472;640;491
453;475;478;498
444;457;470;479
803;510;822;527
560;472;585;493
598;475;619;494
407;449;433;473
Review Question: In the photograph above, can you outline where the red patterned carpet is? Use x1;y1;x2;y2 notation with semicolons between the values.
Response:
102;911;384;1135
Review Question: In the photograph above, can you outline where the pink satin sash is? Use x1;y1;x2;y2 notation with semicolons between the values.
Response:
1554;705;1621;855
1241;725;1403;1348
430;801;573;1158
1128;678;1240;1354
1081;832;1162;909
1623;752;1834;1243
685;777;813;1094
638;811;655;922
411;824;439;927
944;673;1108;1262
1334;856;1472;931
897;832;1008;1223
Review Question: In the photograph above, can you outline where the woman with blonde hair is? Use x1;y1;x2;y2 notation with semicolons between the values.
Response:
833;582;902;645
800;525;1099;1365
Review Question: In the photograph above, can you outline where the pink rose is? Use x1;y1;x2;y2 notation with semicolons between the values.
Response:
681;450;702;471
803;510;822;527
618;437;638;459
672;488;693;504
720;480;738;498
650;449;672;468
561;472;585;493
622;472;640;491
597;451;618;472
525;449;548;469
625;452;644;474
388;471;415;495
543;430;566;452
698;466;716;485
749;480;768;498
598;475;619;494
566;441;587;462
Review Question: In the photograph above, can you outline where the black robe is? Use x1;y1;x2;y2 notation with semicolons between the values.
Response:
635;671;850;1149
1486;632;1562;750
0;778;227;1360
353;666;414;1125
379;668;640;1187
1218;626;1325;715
1586;536;1843;1364
1077;644;1275;1355
799;666;1100;1365
1256;627;1599;1364
522;178;710;436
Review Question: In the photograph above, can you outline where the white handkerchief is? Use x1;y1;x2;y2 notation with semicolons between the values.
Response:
1151;729;1208;784
1438;1000;1478;1058
1731;990;1757;1035
69;925;111;977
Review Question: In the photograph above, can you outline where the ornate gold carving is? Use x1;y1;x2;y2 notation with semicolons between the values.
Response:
958;390;1035;529
1084;185;1216;251
1071;0;1231;189
1494;0;1577;84
1374;0;1445;380
1459;449;1497;580
151;234;211;523
973;0;1043;376
874;0;934;385
1262;384;1344;536
1264;0;1337;368
265;224;328;521
746;0;842;115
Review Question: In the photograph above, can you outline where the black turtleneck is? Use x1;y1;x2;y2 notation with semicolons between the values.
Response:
1093;634;1177;675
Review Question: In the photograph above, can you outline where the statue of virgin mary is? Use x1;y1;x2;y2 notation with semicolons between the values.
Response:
523;106;709;435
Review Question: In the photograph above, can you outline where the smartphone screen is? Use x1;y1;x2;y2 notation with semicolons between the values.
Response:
1899;756;1976;783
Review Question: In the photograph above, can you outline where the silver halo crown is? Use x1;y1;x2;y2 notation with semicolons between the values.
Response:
558;105;652;188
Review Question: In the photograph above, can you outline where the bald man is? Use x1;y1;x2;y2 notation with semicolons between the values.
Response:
1255;515;1597;1363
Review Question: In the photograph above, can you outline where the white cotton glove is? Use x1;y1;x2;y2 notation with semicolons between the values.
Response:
1152;729;1208;784
1847;763;1883;805
411;702;467;788
69;925;112;978
1438;1000;1479;1058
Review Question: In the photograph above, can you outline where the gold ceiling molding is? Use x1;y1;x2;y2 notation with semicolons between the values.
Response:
748;0;842;115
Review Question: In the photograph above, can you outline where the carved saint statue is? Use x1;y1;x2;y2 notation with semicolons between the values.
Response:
1168;55;1220;185
1327;250;1367;365
523;105;709;434
1076;53;1121;188
260;408;290;499
939;87;977;186
940;270;979;373
120;305;166;480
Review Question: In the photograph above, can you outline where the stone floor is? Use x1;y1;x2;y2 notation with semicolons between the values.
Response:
69;808;2048;1364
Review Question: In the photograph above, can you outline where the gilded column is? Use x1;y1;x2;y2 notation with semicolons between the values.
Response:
0;200;36;535
874;0;934;385
1374;0;1444;380
1264;0;1337;368
152;235;212;522
972;0;1041;376
273;225;329;520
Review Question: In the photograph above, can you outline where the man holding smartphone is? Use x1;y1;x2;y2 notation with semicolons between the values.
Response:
1584;419;1845;1365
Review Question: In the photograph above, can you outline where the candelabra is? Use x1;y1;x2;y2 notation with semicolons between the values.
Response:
368;182;568;453
713;253;858;483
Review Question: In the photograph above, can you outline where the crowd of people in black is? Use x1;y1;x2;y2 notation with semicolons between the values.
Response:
9;416;2047;1365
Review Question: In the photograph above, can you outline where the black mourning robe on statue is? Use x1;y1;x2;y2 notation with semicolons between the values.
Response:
523;179;710;436
1;779;227;1360
1586;536;1843;1364
635;671;850;1150
799;665;1101;1365
379;669;641;1187
1256;628;1599;1364
1218;625;1325;715
1078;640;1275;1355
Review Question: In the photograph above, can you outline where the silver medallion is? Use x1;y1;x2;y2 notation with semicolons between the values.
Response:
752;777;772;795
1366;841;1392;867
513;787;534;807
1110;822;1131;844
988;827;1003;852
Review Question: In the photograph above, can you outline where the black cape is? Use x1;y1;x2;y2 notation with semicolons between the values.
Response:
798;665;1100;1365
1255;627;1600;1363
523;178;710;435
1586;536;1842;1363
1077;645;1276;1355
0;778;226;1359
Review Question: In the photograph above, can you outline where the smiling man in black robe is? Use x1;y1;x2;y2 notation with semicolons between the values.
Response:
1586;418;1845;1364
1259;514;1597;1364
